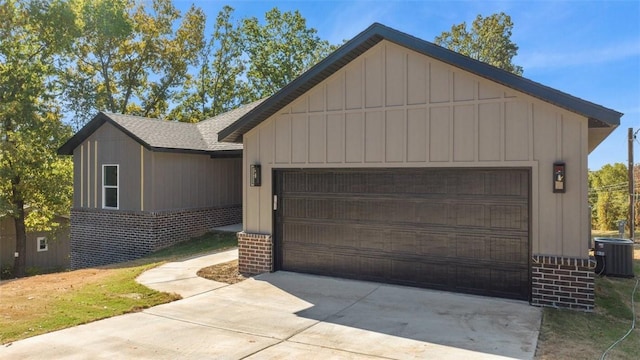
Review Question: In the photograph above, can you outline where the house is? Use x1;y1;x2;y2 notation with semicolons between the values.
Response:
57;101;263;268
0;214;70;276
218;23;621;311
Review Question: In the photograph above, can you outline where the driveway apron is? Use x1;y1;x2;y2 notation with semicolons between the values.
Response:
1;252;541;359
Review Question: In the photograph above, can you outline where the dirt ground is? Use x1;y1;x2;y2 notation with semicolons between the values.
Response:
197;260;246;284
0;268;117;322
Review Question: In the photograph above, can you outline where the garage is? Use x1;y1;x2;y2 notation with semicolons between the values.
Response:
274;168;530;300
222;24;621;309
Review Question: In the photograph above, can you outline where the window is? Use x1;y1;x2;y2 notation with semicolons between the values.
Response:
103;164;119;209
37;237;48;252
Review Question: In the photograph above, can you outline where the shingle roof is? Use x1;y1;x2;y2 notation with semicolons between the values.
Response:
58;100;264;156
218;23;622;143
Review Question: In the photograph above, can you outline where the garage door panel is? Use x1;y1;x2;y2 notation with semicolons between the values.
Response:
454;204;487;227
490;205;527;230
277;168;530;301
490;236;529;262
454;235;489;260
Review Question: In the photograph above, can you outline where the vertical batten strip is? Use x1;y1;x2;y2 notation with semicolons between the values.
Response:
87;141;91;207
94;140;98;208
140;145;144;211
80;145;84;207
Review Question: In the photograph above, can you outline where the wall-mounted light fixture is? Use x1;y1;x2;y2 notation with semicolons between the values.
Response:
250;164;261;187
553;162;566;193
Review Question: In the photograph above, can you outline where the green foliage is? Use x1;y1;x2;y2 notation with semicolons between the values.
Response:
589;163;629;231
240;8;336;99
0;0;77;277
171;6;336;122
63;0;206;128
435;12;523;75
169;5;248;122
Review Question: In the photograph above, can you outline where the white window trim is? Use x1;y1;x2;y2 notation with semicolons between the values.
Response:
37;237;48;252
102;164;120;210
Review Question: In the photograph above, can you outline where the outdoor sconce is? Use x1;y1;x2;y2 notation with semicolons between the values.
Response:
553;162;566;193
250;164;261;187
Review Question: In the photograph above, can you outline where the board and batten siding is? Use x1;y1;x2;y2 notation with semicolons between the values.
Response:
151;153;242;211
72;122;143;211
243;40;589;259
72;122;243;212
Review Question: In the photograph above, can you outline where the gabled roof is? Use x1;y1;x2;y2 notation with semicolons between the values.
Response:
58;99;264;156
219;23;622;143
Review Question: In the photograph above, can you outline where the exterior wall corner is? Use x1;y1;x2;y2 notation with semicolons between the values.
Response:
237;232;272;275
531;254;595;311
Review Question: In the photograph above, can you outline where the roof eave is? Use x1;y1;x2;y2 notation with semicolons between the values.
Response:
218;23;622;144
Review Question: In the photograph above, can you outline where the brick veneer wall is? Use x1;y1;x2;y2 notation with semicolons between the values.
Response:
70;205;241;268
237;232;272;275
531;255;595;311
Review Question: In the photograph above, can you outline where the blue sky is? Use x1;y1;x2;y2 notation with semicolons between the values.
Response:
177;0;639;170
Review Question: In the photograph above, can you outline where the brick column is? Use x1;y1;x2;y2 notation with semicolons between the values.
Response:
531;255;595;311
237;232;272;275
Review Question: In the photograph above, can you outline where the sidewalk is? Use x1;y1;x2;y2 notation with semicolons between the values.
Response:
136;249;238;298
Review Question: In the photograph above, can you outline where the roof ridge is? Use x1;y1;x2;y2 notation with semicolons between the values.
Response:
218;22;622;144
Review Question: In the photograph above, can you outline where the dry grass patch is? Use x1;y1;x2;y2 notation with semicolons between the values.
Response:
0;231;237;344
197;259;246;284
535;245;640;359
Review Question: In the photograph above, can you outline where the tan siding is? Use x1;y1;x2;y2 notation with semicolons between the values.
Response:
453;105;475;162
308;114;325;163
150;153;241;211
326;72;344;111
0;216;70;271
94;124;142;210
385;109;405;162
345;113;364;162
309;87;324;112
430;62;450;103
291;97;307;114
478;103;502;161
407;52;428;105
386;45;405;106
365;111;384;162
407;108;428;162
275;115;291;164
505;101;530;161
479;81;502;100
291;114;307;164
365;47;384;108
244;132;259;232
561;114;586;256
73;147;82;208
533;105;559;255
345;61;363;110
326;114;345;163
143;147;153;211
429;106;450;162
453;73;475;101
70;123;141;211
244;40;591;258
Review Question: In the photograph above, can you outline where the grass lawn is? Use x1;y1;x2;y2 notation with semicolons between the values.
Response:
0;231;237;345
535;238;639;359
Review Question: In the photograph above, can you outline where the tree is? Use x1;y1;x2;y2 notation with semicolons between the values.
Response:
0;0;77;277
169;6;248;122
240;8;336;99
63;0;205;128
435;12;523;75
588;163;629;231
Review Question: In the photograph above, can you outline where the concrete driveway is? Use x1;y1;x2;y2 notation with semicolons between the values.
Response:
1;252;542;359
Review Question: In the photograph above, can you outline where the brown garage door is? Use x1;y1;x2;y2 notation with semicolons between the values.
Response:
274;168;530;301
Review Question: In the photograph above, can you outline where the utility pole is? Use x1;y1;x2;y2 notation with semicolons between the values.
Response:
629;128;634;239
